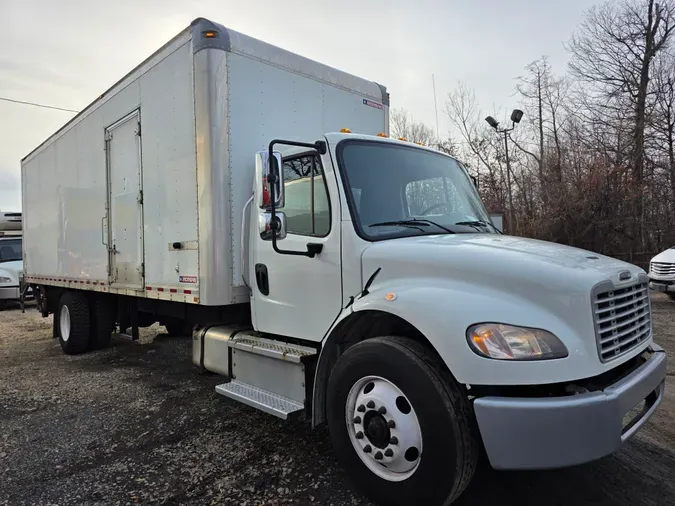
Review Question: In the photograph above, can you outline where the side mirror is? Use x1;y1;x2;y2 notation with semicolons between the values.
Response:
255;150;284;209
259;212;287;241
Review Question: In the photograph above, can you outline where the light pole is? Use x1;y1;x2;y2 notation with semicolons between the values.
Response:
485;109;523;232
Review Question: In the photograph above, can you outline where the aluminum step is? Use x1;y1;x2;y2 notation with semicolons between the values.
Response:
229;333;317;363
215;380;304;420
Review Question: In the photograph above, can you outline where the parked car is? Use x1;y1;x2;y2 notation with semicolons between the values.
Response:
0;211;22;232
649;246;675;300
0;235;25;309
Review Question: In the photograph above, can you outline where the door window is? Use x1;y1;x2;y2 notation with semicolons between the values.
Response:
282;154;331;237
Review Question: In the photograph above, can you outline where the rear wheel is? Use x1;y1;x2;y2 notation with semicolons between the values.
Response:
90;296;114;350
668;293;675;301
326;336;478;506
57;291;91;355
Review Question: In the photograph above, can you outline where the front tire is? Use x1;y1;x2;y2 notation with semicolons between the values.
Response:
57;292;91;355
326;336;478;506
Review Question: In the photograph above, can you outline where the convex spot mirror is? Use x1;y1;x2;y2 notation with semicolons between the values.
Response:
255;150;284;209
259;212;287;241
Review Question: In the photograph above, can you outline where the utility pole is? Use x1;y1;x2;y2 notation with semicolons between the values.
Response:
485;109;523;233
503;129;513;228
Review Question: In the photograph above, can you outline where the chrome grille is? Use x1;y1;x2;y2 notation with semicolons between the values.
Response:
593;281;651;363
650;262;675;278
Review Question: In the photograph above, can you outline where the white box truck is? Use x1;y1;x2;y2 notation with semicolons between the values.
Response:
21;18;667;506
649;247;675;299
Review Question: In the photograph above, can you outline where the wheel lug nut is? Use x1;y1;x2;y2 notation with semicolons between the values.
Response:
374;451;383;460
384;448;393;457
367;400;375;409
354;416;362;424
378;406;386;415
355;431;364;439
387;420;396;429
357;404;365;412
389;436;398;445
363;445;372;453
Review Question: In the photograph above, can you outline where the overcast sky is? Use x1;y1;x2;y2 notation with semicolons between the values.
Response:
0;0;598;210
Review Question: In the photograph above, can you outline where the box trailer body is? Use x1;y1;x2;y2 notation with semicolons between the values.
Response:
21;18;667;506
21;18;388;307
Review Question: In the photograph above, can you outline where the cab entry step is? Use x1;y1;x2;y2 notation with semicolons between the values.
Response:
204;331;318;420
216;380;304;419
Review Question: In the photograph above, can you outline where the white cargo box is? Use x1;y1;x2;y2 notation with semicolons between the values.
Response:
21;18;388;306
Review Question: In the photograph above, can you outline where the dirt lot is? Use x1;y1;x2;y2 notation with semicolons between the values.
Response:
0;295;674;506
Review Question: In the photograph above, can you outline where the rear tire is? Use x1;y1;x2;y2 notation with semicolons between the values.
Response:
57;291;91;355
326;336;478;506
90;296;114;350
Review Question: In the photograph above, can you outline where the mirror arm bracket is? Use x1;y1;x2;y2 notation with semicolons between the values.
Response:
267;139;326;258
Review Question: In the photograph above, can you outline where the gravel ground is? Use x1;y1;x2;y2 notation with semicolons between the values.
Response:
0;295;674;506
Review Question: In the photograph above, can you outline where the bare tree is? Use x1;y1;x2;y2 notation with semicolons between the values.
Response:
567;0;675;247
390;109;438;145
652;52;675;216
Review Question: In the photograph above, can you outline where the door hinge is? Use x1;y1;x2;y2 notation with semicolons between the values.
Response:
136;122;141;137
137;190;144;205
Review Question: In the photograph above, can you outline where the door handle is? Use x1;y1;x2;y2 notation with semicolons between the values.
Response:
255;264;269;296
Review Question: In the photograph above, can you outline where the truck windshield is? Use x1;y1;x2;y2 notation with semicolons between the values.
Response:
0;238;22;263
337;140;495;240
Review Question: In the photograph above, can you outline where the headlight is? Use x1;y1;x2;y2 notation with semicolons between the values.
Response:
0;276;12;284
467;323;568;360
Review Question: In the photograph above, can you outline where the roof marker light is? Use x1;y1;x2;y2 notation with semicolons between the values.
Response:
340;128;352;133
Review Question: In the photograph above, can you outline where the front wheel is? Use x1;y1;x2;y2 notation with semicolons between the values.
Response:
326;336;478;506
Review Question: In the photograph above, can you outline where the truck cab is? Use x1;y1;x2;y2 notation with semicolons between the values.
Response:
198;131;668;505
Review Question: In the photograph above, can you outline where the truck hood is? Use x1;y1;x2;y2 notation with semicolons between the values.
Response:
652;247;675;264
0;260;22;285
361;234;643;296
359;234;651;387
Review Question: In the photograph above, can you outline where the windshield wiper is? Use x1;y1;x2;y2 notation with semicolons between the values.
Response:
370;220;428;232
370;219;455;234
454;219;502;234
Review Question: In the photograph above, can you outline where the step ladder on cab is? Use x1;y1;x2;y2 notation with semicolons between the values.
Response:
193;326;318;420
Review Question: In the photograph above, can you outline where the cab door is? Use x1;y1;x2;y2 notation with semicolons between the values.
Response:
250;148;342;341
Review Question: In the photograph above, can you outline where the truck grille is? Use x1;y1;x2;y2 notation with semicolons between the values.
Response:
593;281;651;363
650;262;675;278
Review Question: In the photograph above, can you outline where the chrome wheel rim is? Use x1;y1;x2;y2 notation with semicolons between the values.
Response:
345;375;422;482
59;305;71;342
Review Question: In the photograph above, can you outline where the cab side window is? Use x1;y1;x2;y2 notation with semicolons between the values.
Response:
282;154;331;237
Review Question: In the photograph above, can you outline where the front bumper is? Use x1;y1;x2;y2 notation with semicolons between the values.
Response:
0;285;20;300
474;346;667;470
0;285;33;302
649;279;675;293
